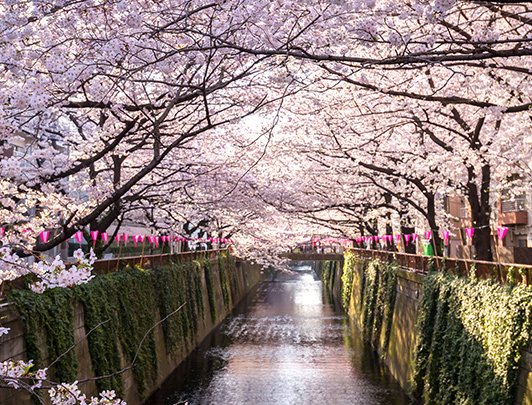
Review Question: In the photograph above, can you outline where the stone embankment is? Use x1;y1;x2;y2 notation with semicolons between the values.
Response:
319;252;532;405
0;252;266;405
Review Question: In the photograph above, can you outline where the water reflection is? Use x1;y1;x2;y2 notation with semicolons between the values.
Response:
145;265;409;405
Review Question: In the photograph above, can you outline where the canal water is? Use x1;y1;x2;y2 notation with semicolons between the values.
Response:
145;264;409;405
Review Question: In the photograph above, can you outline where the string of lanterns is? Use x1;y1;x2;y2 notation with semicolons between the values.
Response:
0;226;513;249
75;231;233;248
0;227;233;249
354;227;509;247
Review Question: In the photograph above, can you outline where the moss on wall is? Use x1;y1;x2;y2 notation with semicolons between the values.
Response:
360;260;397;352
335;251;532;404
10;288;77;384
201;259;217;323
8;255;237;399
412;272;532;404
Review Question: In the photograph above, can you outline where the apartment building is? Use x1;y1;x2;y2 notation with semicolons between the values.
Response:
444;193;532;264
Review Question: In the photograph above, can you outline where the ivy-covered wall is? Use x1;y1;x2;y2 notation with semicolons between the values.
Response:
318;259;344;307
413;272;532;404
331;251;532;405
2;253;265;405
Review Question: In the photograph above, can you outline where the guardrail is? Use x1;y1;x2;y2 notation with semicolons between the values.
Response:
350;248;532;285
1;249;229;296
92;249;228;275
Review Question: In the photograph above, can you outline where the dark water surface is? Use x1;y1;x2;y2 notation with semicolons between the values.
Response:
145;266;409;405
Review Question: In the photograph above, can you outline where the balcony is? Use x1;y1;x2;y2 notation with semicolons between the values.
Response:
498;198;528;226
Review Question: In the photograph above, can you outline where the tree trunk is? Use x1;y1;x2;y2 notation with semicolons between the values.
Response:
467;164;493;261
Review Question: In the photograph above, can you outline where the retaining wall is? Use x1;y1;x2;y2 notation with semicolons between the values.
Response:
324;256;532;404
0;257;266;405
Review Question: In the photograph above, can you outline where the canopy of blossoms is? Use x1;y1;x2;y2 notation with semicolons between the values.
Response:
1;0;532;402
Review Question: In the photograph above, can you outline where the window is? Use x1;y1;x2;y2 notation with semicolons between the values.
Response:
518;238;528;248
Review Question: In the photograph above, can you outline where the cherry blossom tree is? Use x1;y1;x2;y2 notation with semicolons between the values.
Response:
3;0;532;401
0;0;301;401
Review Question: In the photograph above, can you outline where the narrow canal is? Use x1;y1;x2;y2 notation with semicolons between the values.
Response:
145;264;409;404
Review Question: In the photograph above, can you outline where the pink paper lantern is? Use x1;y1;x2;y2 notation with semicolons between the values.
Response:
465;228;474;245
497;227;508;246
497;227;508;240
40;231;50;243
91;231;99;247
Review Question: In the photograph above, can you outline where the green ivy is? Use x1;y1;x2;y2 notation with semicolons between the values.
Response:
412;272;532;404
10;254;238;397
507;266;517;285
151;261;205;354
73;267;158;395
428;257;436;273
341;251;366;310
200;259;217;323
10;288;77;384
381;262;397;353
469;262;477;279
330;261;337;290
217;254;231;311
321;261;341;305
321;261;331;285
519;267;527;280
360;260;397;352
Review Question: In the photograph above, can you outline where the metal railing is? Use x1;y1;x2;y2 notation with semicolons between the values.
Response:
92;248;227;275
349;247;532;285
1;249;229;296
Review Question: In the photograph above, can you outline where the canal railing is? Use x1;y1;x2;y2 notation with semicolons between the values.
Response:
1;249;229;296
282;246;532;285
91;248;227;275
350;247;532;285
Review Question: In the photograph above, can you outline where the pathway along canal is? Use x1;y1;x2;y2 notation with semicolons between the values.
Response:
145;263;409;405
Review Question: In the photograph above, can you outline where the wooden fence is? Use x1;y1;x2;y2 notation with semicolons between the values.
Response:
91;248;227;275
1;249;228;297
350;247;532;285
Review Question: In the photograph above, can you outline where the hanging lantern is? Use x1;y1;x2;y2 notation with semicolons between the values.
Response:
91;231;99;248
40;231;50;243
497;227;508;246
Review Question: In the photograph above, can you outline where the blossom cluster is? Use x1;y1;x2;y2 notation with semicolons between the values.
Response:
0;246;96;294
29;249;97;294
0;360;46;390
0;361;126;405
49;383;126;405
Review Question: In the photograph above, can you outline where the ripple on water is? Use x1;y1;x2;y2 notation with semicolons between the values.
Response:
144;272;409;405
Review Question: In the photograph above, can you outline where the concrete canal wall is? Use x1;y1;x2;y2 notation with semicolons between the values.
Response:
0;255;266;405
321;254;532;404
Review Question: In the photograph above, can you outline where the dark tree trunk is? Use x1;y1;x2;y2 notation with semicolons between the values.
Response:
426;193;442;256
401;225;416;254
467;164;493;261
